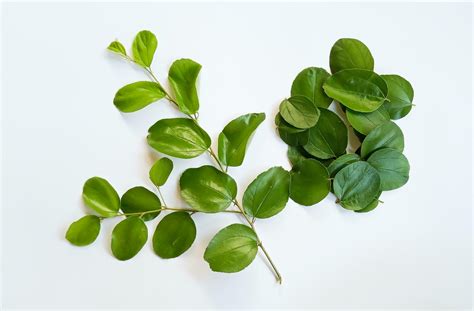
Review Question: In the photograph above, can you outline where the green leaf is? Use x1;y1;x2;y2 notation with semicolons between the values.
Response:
65;215;101;246
107;41;127;57
204;224;258;273
355;196;381;213
147;118;211;159
303;108;347;159
153;212;196;259
382;74;414;120
149;157;173;187
327;153;360;178
333;162;381;211
132;30;157;67
367;148;410;190
111;216;148;261
275;113;309;146
218;113;266;167
287;146;308;166
329;38;374;74
243;167;290;219
291;67;332;108
180;166;237;213
168;59;201;114
279;96;320;129
346;105;390;136
113;81;166;112
290;159;330;206
360;121;404;159
323;69;388;112
82;177;120;217
120;186;161;221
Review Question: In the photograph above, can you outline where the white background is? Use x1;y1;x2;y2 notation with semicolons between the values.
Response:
1;2;472;309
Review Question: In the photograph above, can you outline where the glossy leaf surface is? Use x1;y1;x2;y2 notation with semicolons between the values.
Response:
329;38;374;73
367;148;410;190
360;121;404;159
111;216;148;261
132;30;157;67
113;81;166;112
168;59;201;114
291;67;332;108
153;212;196;259
290;159;330;206
107;41;127;57
382;74;414;119
149;157;173;187
327;153;360;178
121;186;161;221
346;105;390;135
279;96;320;129
82;177;120;217
275;113;309;146
66;215;101;246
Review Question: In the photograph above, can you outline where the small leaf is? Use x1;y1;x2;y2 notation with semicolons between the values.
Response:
279;96;320;129
107;41;127;57
327;153;360;178
291;67;332;108
346;105;390;135
323;69;388;112
290;159;330;206
153;212;196;259
355;196;381;213
65;215;101;246
147;118;211;159
287;146;308;166
275;113;309;146
382;74;414;120
218;113;265;167
330;38;374;74
204;224;258;273
82;177;120;217
243;167;290;219
360;121;404;159
113;81;166;112
367;148;410;190
111;216;148;261
149;157;173;187
168;58;201;114
132;30;157;67
180;166;237;213
120;186;161;221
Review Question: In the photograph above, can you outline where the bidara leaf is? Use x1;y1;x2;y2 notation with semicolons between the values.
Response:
382;74;414;120
107;41;127;57
360;121;404;159
289;159;330;206
291;67;332;108
120;186;161;221
168;59;201;114
367;148;410;191
329;38;374;74
82;177;120;217
111;216;148;261
132;30;157;67
113;81;166;112
327;153;360;178
346;105;390;135
279;96;320;129
65;215;101;246
153;212;196;259
149;157;173;187
275;113;309;147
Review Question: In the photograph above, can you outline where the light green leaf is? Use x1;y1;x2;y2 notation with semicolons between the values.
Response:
153;212;196;259
367;148;410;190
111;216;148;261
329;38;374;74
113;81;166;112
147;118;211;159
290;159;330;206
107;41;127;57
65;215;101;246
291;67;332;108
168;58;201;114
218;113;265;167
132;30;157;67
180;166;237;213
279;96;320;129
346;105;390;135
382;74;414;120
120;186;161;221
204;224;258;273
327;153;360;178
323;69;388;112
82;177;120;217
149;157;173;187
243;167;290;219
360;121;404;159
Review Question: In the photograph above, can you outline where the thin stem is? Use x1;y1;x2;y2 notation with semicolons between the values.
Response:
99;206;242;220
259;242;282;284
208;148;225;172
156;187;167;207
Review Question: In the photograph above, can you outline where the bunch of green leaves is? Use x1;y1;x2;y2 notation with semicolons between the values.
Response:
276;38;413;212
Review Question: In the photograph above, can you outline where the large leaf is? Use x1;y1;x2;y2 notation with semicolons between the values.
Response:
291;67;332;108
279;96;320;129
120;186;161;221
360;121;404;159
132;30;157;67
323;69;388;112
290;159;330;206
111;216;148;261
107;41;127;57
82;177;120;217
180;166;237;213
147;118;211;159
204;224;258;273
65;215;101;246
382;74;414;120
333;162;381;211
346;105;390;135
168;59;201;114
243;167;290;219
113;81;166;112
327;153;360;178
303;108;347;159
367;148;410;190
329;38;374;74
153;212;196;259
275;113;309;146
218;113;265;167
149;157;173;187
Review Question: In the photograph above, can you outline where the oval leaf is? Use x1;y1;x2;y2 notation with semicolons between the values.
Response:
243;167;290;219
147;118;211;159
149;157;173;187
107;40;127;57
287;146;309;166
323;69;387;112
291;67;332;108
218;113;265;167
367;148;410;190
275;113;309;146
82;177;120;217
153;212;196;259
111;216;148;261
327;153;360;178
329;38;374;73
121;186;161;221
360;121;404;159
204;224;258;273
113;81;166;113
168;58;201;114
132;30;157;67
279;96;320;129
355;196;381;213
180;166;237;213
65;215;101;246
290;159;330;206
382;74;414;120
346;105;390;135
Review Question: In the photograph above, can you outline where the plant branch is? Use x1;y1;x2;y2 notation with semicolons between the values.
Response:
99;206;242;220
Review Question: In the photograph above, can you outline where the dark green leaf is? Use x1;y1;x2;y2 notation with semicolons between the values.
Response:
149;157;173;187
291;67;332;108
107;41;127;57
82;177;120;217
367;148;410;190
327;153;360;178
218;113;265;167
355;195;381;213
132;30;157;67
180;166;237;213
360;121;404;159
111;216;148;261
204;224;258;273
168;59;201;114
346;105;390;135
275;113;309;146
290;159;330;206
287;146;308;166
147;118;211;159
382;75;414;120
153;212;196;259
113;81;166;112
65;215;101;246
329;38;374;73
243;167;290;219
279;96;320;129
121;186;161;221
